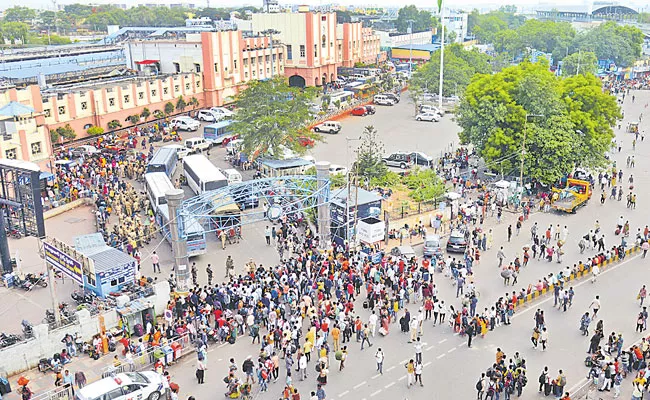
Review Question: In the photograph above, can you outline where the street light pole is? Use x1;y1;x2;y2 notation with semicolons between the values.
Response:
407;20;415;77
520;113;544;200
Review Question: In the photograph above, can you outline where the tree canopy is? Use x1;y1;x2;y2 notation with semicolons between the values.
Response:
230;76;318;159
456;61;620;184
410;43;492;98
561;51;598;76
355;125;388;182
395;5;433;33
573;21;644;67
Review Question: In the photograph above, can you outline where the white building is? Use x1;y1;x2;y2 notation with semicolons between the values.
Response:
442;11;468;43
263;0;281;13
374;30;433;48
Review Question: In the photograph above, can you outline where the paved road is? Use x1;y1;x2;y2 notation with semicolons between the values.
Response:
3;89;650;400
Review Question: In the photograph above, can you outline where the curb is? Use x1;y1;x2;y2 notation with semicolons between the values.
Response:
515;245;641;308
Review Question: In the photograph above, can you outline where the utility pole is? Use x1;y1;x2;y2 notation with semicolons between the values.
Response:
407;20;415;77
520;114;544;200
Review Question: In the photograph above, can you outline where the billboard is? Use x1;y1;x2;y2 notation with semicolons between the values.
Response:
43;242;83;285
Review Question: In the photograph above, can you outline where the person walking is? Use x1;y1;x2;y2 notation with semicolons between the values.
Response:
151;251;160;273
375;348;384;374
538;366;548;393
225;256;234;279
339;346;348;371
74;371;86;389
206;264;213;286
414;361;423;386
590;296;601;319
540;327;548;351
477;372;487;400
265;226;271;245
497;247;506;268
405;359;415;388
639;285;647;306
62;370;75;396
196;356;206;384
507;225;512;242
360;325;372;350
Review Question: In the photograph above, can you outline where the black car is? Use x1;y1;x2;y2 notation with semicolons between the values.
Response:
446;230;468;253
365;105;376;115
409;152;433;167
230;186;259;209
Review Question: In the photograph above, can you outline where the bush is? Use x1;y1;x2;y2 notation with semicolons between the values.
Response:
107;120;122;130
86;126;104;136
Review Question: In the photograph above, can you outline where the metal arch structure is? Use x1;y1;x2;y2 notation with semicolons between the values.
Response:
177;175;331;236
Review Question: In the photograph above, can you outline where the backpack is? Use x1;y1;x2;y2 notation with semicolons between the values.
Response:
476;380;483;391
521;375;528;387
538;373;546;384
559;375;566;387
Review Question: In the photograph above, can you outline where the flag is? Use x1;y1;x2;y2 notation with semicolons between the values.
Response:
437;0;443;13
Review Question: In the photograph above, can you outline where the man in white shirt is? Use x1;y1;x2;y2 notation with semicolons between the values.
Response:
368;311;378;337
375;348;385;374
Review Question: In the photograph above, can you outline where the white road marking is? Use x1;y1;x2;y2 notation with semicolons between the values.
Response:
399;359;408;364
339;390;349;397
370;389;382;397
398;376;406;381
438;339;447;344
385;382;395;389
447;347;456;353
386;366;396;372
437;354;446;359
371;374;381;380
424;361;432;367
353;381;367;389
426;345;434;351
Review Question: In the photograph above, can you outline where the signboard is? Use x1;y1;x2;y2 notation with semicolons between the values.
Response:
43;241;83;285
98;261;135;284
357;217;385;244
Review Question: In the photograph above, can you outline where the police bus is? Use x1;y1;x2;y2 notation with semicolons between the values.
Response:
156;204;207;257
146;147;178;178
144;172;175;213
203;120;233;145
182;154;228;195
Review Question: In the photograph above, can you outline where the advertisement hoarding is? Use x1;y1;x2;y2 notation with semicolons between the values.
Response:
43;242;83;285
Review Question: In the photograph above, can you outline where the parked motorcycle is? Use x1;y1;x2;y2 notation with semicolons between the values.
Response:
25;273;47;287
71;289;96;305
22;320;33;339
4;228;22;239
0;333;22;348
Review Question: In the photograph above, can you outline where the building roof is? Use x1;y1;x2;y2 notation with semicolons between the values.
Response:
74;233;136;273
392;43;441;52
0;101;35;117
259;158;313;169
330;186;382;208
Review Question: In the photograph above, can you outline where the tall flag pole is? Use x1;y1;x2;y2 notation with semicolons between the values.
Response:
438;0;445;110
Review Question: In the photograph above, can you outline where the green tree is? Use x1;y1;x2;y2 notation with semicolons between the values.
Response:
86;126;104;136
55;124;76;140
188;96;200;109
561;51;598;76
196;7;231;21
395;5;433;33
153;110;165;119
0;22;29;44
39;11;57;30
164;102;175;115
410;43;491;99
573;21;644;67
230;76;318;158
127;114;140;124
4;6;36;23
175;96;187;112
107;120;122;129
355;125;388;182
140;107;151;120
456;61;619;183
403;168;446;202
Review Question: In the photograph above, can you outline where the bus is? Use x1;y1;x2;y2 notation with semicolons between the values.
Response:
146;147;178;177
157;204;207;257
203;120;234;145
183;154;228;195
144;172;175;213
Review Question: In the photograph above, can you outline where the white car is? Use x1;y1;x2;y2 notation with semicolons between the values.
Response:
226;139;243;155
329;164;348;175
162;144;193;159
313;121;341;134
210;107;235;119
415;112;440;122
170;116;200;131
72;145;99;158
196;109;220;122
419;104;444;117
75;371;168;400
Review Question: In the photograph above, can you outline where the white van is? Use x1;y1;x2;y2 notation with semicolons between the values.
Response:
313;121;342;134
185;137;210;152
75;371;168;400
223;168;242;184
373;95;396;106
170;116;200;131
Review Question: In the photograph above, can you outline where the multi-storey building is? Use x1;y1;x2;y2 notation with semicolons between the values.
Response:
125;30;284;106
338;23;383;67
0;86;52;170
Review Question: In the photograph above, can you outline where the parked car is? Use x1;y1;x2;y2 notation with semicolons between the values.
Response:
75;371;168;400
383;152;413;169
209;107;235;119
390;245;416;260
313;121;341;134
72;145;99;158
446;230;468;253
162;144;193;159
328;164;348;175
409;152;434;167
415;112;440;122
382;92;400;103
230;186;259;209
170;116;200;131
226;139;243;155
196;109;220;122
297;136;315;147
423;235;443;259
185;137;210;152
351;106;368;116
364;105;376;115
373;95;396;106
419;104;444;117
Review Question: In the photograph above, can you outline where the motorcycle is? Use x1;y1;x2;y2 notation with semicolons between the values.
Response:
25;273;47;288
5;228;22;239
71;289;96;305
0;333;22;348
22;320;33;339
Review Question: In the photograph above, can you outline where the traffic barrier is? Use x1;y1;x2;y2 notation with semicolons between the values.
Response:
515;245;640;308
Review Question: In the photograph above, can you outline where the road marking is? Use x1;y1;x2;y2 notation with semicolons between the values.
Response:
353;381;367;389
399;359;408;364
385;382;395;389
386;366;395;372
370;390;382;397
447;347;456;353
398;376;406;381
424;361;432;367
437;354;446;359
426;346;434;351
217;343;227;348
438;339;447;344
339;391;349;398
371;374;381;380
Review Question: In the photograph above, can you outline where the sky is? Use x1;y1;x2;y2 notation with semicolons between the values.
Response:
1;0;648;13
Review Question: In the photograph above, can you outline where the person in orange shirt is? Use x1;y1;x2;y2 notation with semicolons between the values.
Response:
331;325;340;352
